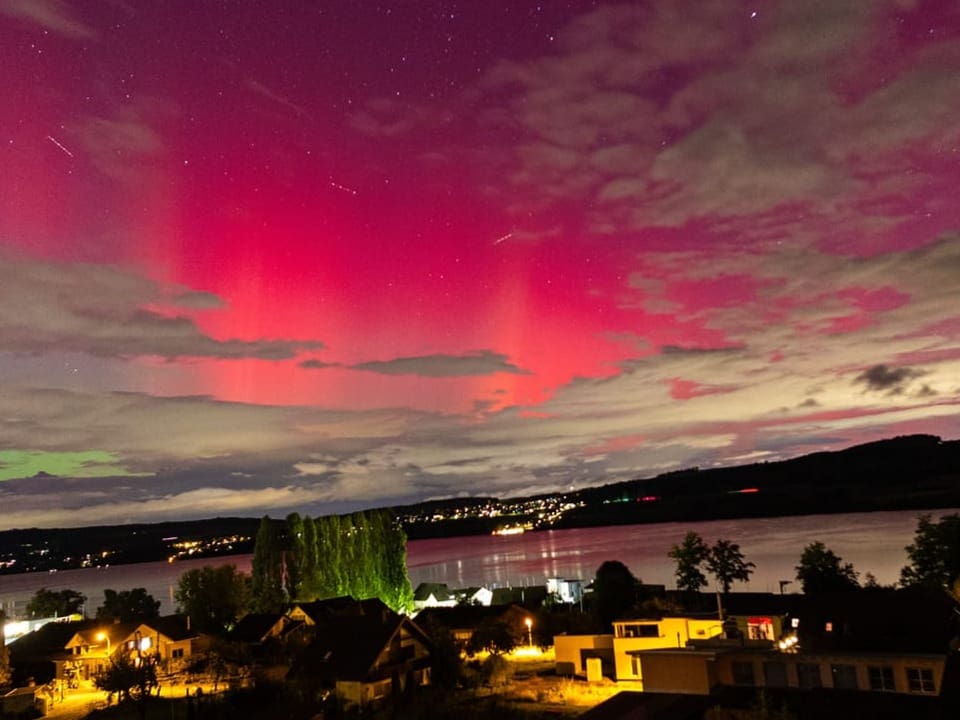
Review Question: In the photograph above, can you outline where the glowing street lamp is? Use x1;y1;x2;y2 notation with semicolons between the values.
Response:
524;617;533;648
96;632;111;656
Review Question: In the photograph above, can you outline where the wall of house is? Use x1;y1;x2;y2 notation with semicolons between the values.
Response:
714;650;946;696
638;652;717;695
555;634;614;676
612;618;723;681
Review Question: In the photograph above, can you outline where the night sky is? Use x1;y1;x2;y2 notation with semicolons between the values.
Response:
2;0;960;530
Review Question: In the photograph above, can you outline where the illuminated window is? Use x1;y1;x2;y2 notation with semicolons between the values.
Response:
906;667;935;693
868;665;895;692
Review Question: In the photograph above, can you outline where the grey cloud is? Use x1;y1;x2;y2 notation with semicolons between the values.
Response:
172;291;224;309
854;364;924;394
300;359;339;369
0;254;321;360
351;351;532;377
0;0;97;39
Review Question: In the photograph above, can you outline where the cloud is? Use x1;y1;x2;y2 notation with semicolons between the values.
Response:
854;364;925;394
351;351;532;377
0;253;322;360
0;0;96;39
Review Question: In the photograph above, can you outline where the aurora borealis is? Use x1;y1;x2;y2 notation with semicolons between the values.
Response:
2;0;960;529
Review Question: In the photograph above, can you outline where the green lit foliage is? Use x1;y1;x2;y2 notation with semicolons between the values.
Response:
252;509;414;613
25;588;86;618
795;542;859;593
251;516;287;613
284;512;306;601
669;531;710;594
592;560;639;630
175;564;250;634
96;588;161;622
901;513;960;591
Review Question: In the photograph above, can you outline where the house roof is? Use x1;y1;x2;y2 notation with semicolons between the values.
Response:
413;582;454;602
144;614;196;642
229;613;286;643
8;619;107;660
291;611;431;683
490;585;548;607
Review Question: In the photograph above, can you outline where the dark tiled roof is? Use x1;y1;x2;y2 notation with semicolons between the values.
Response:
413;583;454;602
147;614;196;641
229;613;286;643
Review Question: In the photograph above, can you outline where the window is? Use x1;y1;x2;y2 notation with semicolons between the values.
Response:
171;648;184;659
797;663;822;689
831;664;858;690
630;655;641;676
618;623;659;638
868;665;895;692
906;667;935;693
732;661;756;686
763;661;787;687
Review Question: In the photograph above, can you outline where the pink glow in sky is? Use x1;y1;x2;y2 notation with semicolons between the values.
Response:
1;0;959;528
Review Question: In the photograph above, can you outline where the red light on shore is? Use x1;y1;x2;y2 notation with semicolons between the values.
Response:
639;495;660;502
729;487;760;494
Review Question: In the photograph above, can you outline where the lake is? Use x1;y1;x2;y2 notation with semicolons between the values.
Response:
1;508;953;617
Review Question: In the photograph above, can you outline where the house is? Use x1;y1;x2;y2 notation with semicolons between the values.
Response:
412;583;458;610
288;611;432;709
228;613;308;662
9;618;116;685
547;577;585;606
115;616;197;671
555;616;725;681
8;615;198;685
414;603;532;649
490;585;548;608
454;586;493;607
635;588;959;702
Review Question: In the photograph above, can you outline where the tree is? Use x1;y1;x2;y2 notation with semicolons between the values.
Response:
669;532;710;594
175;565;250;634
592;560;639;630
706;539;755;594
26;588;86;618
95;652;157;719
901;513;960;591
795;542;859;593
467;621;518;656
250;516;286;613
285;512;305;601
96;588;161;622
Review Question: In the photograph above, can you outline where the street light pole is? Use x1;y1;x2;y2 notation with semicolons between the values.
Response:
524;617;533;648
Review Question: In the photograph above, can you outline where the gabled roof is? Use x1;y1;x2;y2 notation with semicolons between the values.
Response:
413;582;454;602
490;586;548;607
142;614;196;642
8;619;105;660
229;613;287;644
291;611;431;683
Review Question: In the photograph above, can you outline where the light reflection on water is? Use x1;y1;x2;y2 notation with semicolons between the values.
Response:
0;508;954;615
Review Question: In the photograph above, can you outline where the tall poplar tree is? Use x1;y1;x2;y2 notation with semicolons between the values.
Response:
300;515;320;599
250;516;286;612
285;512;305;600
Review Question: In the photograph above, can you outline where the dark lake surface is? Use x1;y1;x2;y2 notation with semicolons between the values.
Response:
1;508;954;616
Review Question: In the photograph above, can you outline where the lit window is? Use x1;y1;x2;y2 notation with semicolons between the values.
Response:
906;667;935;693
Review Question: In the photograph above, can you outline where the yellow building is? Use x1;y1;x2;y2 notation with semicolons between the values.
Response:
555;616;724;684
